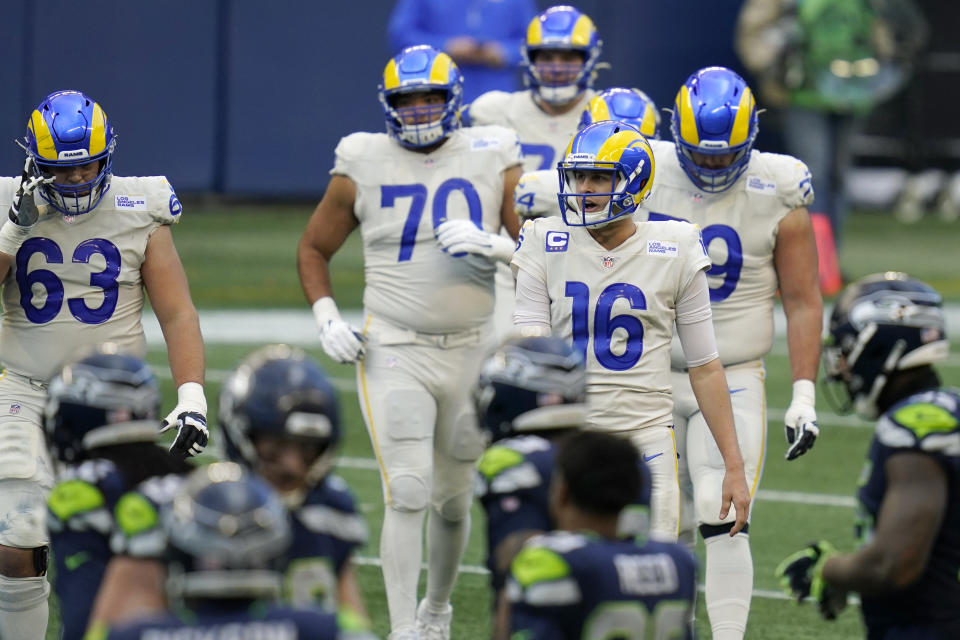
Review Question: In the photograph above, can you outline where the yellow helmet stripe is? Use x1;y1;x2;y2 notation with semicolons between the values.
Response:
89;102;107;156
382;58;400;91
676;85;700;145
595;131;643;162
640;105;657;138
570;15;596;46
588;98;611;123
526;16;543;46
728;87;755;146
29;110;58;160
429;52;453;85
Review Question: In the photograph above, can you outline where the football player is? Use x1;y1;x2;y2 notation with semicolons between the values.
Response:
219;344;369;620
43;346;192;640
101;463;376;640
297;45;522;640
459;4;604;341
511;120;750;543
578;86;661;140
499;430;697;639
0;90;207;640
512;169;560;221
777;273;959;638
637;66;822;639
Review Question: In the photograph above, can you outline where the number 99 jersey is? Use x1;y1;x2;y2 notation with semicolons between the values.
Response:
332;125;521;334
0;175;182;381
638;139;814;366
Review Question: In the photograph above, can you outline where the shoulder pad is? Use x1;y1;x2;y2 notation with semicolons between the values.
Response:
48;478;106;522
478;445;526;480
465;91;511;125
510;541;582;606
878;390;960;455
113;491;160;538
296;504;369;544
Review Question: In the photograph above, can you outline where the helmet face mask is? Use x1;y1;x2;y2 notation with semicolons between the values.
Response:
522;6;602;105
378;46;463;150
24;90;116;216
558;121;655;228
670;67;758;193
579;87;661;140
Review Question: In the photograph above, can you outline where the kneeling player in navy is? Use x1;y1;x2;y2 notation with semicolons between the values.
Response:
777;273;960;638
103;462;376;640
499;431;696;639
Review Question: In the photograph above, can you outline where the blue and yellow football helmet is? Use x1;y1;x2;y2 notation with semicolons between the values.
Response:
558;120;655;227
522;6;602;105
378;45;464;149
579;87;660;140
24;90;116;215
670;67;758;193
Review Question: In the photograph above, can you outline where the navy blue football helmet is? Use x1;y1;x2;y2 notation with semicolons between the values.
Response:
824;272;949;418
164;462;291;601
44;344;161;463
220;345;341;492
475;333;586;443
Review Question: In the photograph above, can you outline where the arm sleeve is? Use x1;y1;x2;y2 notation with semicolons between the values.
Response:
675;269;718;368
513;268;551;329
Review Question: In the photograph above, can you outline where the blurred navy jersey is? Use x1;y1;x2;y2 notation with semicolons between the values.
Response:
284;474;368;609
506;531;697;639
856;388;960;637
48;462;181;640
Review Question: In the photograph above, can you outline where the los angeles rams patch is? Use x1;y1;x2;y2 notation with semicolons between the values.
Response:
545;231;569;252
745;176;777;195
471;137;502;150
647;240;678;257
115;195;147;211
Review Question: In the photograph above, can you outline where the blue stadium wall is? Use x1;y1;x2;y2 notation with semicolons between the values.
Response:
0;0;744;198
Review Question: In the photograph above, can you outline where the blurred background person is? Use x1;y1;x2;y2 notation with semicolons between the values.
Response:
387;0;537;103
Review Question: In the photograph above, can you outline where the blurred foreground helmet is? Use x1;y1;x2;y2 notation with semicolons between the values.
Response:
824;272;948;418
514;169;559;221
44;344;160;463
522;6;602;105
475;334;586;443
579;87;660;140
378;45;464;149
24;89;116;215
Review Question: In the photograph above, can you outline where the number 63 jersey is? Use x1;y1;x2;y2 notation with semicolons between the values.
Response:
0;175;181;381
333;125;521;334
639;139;814;366
512;217;710;431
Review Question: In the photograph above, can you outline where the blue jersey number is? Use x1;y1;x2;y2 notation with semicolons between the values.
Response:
382;179;482;262
520;143;554;170
565;281;646;371
16;237;122;325
647;211;743;303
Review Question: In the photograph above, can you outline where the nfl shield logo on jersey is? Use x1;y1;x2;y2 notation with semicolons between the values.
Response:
9;403;20;415
602;256;615;269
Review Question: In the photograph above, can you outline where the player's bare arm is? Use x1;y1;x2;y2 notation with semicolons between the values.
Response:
297;174;359;303
86;556;167;630
500;165;523;239
337;559;370;623
822;451;947;595
687;359;750;535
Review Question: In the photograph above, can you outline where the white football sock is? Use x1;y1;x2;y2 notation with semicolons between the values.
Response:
425;510;470;610
381;506;427;631
0;575;50;640
704;532;752;640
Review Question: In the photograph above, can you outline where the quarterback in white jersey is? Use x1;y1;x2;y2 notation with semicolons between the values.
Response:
511;121;750;543
0;90;206;640
297;46;521;640
638;67;823;640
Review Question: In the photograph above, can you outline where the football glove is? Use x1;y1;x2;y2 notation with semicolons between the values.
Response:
160;382;209;458
0;158;53;256
784;379;819;461
775;540;847;620
312;297;365;364
435;219;515;264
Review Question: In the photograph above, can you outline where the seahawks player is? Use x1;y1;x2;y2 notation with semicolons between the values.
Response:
512;120;750;543
103;463;376;640
637;66;822;639
500;431;697;639
44;346;191;640
0;90;206;640
778;273;959;639
297;46;521;638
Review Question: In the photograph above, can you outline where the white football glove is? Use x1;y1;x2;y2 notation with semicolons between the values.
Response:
784;379;819;461
435;219;515;264
312;297;365;364
0;157;54;256
160;382;209;458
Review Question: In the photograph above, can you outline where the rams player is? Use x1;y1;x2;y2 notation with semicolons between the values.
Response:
511;120;750;543
778;273;959;638
0;90;207;640
637;66;822;639
579;86;661;141
297;45;521;640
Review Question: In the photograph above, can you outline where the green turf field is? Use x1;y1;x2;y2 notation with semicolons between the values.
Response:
45;207;960;638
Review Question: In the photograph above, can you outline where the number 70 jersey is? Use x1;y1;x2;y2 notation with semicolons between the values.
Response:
333;126;521;333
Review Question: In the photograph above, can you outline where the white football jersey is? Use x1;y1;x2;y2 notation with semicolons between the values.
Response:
0;176;182;381
639;140;814;366
333;126;521;334
512;216;710;431
466;90;594;173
